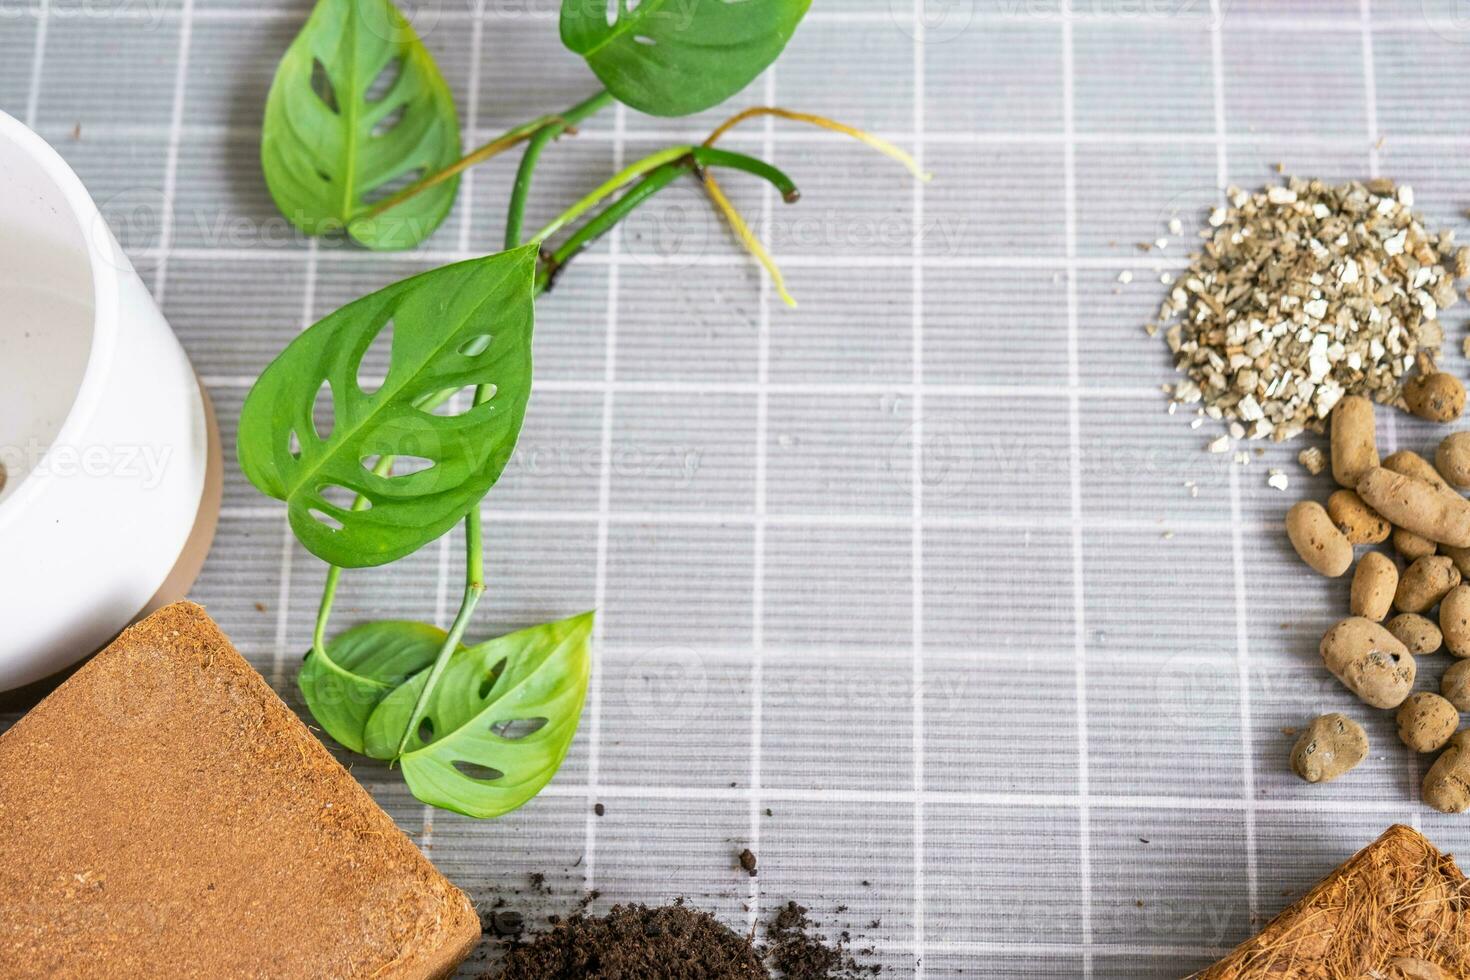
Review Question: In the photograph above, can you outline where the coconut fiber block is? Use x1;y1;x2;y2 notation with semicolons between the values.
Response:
1194;824;1470;978
0;602;480;979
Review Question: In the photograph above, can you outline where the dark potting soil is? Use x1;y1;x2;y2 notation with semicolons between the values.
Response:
490;899;879;980
492;901;765;979
763;902;880;980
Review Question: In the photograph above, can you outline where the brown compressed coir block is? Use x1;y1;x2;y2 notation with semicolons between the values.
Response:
1193;825;1470;978
0;602;480;979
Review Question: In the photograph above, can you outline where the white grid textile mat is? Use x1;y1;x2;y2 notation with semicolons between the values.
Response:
8;1;1470;976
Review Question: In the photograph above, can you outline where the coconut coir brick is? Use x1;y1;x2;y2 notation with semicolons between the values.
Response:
1194;824;1470;978
0;602;480;979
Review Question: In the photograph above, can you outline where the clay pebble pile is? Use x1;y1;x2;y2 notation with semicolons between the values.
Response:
1284;393;1470;810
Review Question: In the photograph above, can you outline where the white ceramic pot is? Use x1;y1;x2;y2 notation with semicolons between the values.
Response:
0;111;220;692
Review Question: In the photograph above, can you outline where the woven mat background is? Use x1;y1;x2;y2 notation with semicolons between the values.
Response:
7;0;1470;975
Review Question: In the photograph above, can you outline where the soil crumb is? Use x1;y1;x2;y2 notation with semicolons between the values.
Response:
762;902;880;979
490;899;878;979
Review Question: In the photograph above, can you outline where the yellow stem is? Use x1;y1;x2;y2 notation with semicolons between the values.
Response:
360;115;563;221
703;173;796;309
697;106;931;306
703;106;932;183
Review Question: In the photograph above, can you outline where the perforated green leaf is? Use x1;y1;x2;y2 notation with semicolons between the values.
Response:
560;0;812;118
237;246;537;569
298;621;458;755
362;612;593;818
262;0;461;250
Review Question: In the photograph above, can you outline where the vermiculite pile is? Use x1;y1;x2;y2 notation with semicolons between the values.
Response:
1156;177;1469;440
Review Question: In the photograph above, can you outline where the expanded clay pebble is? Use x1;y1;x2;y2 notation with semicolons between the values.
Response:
1357;467;1470;549
1442;584;1470;658
1350;552;1398;622
1436;432;1470;489
1444;543;1470;578
1290;713;1369;783
1404;372;1467;423
1424;732;1470;813
1327;489;1391;544
1157;178;1462;440
1385;449;1454;491
1396;527;1439;562
1395;556;1462;614
1286;500;1354;577
1442;659;1470;709
1397;693;1460;753
1321;617;1416;708
1332;396;1380;488
1379;449;1443;559
1384;449;1455;559
1387;613;1443;655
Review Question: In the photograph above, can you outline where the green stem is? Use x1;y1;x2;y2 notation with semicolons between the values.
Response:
530;145;798;249
393;578;485;759
393;460;487;758
535;162;686;294
529;145;696;244
391;366;497;758
532;147;800;294
690;147;800;202
505;90;615;248
312;566;344;657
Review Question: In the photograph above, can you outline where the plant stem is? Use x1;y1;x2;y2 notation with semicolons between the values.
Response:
393;577;485;759
534;161;687;294
528;145;799;249
529;145;695;243
703;106;930;182
393;480;486;759
505;90;615;247
392;461;486;758
312;566;344;657
531;147;800;294
359;115;562;222
691;147;800;202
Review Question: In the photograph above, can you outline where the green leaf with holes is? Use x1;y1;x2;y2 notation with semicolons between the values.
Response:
237;245;537;569
560;0;812;118
262;0;461;250
361;612;593;818
299;620;462;755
